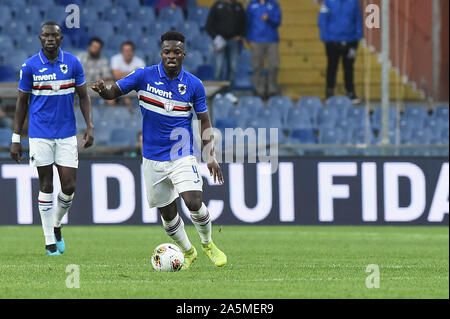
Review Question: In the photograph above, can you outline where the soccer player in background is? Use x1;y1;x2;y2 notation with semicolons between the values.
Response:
10;22;94;256
91;31;227;269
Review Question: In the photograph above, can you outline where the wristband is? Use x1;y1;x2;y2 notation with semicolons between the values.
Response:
11;133;21;143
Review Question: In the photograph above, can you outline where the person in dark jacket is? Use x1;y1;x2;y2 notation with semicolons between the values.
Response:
205;0;246;94
318;0;363;103
246;0;281;99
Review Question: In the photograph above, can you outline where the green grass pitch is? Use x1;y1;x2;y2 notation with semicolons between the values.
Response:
0;225;448;298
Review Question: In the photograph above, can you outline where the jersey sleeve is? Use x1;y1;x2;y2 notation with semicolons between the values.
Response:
73;57;86;86
18;63;33;93
193;79;208;113
116;67;144;95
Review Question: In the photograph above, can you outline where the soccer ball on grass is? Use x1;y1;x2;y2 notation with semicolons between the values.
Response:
151;243;184;272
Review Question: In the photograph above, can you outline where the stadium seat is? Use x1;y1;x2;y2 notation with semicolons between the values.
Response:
187;6;209;28
349;127;374;145
433;105;449;123
0;35;13;51
102;7;128;24
319;128;345;144
316;107;338;130
4;50;29;72
1;21;28;37
212;97;234;119
0;6;12;26
105;34;129;51
257;107;283;129
196;64;214;81
371;106;397;132
179;21;201;40
229;107;250;128
87;22;115;41
267;96;293;123
403;105;428;128
35;0;55;7
237;49;253;73
79;7;101;26
42;6;66;22
109;128;138;147
327;95;352;108
148;21;173;36
115;0;141;12
17;36;41;52
159;7;184;24
286;107;313;130
0;65;16;82
57;0;82;5
183;50;203;75
130;5;156;25
238;96;264;113
214;118;236;133
297;96;323;127
86;0;112;11
142;0;159;6
290;129;316;144
0;127;12;147
346;106;369;128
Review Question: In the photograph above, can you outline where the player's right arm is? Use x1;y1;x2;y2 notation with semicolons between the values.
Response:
10;91;30;163
91;80;123;100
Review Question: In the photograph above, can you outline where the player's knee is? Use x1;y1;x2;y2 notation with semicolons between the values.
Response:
61;181;76;195
184;197;202;212
40;183;53;193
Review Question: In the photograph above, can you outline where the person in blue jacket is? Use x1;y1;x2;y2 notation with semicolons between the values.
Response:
318;0;363;103
246;0;282;99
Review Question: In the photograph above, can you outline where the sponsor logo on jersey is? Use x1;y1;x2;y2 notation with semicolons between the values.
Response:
38;68;48;73
147;83;172;99
33;73;57;81
154;81;164;85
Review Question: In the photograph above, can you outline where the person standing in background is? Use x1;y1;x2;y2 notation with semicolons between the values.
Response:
155;0;188;16
205;0;246;103
246;0;282;100
318;0;362;103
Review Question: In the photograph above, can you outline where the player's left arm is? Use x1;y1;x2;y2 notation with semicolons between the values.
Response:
197;111;223;184
76;83;94;148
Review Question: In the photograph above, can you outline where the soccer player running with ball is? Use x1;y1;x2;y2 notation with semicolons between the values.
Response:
91;31;227;269
10;22;94;256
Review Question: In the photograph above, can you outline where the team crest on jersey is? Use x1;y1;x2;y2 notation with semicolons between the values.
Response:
178;84;187;95
164;100;174;112
60;64;68;74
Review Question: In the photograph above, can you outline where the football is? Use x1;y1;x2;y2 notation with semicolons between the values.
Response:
151;243;184;272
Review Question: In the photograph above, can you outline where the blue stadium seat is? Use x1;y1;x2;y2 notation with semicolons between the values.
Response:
142;0;159;6
232;68;253;90
118;22;146;40
87;22;115;40
229;107;250;128
86;0;112;11
214;118;236;133
0;0;26;9
102;7;128;24
79;7;101;27
105;34;129;51
402;106;429;129
327;95;352;108
212;97;234;119
57;0;82;5
159;7;184;25
237;49;253;73
187;0;198;8
115;0;141;12
440;129;449;144
148;21;173;36
0;127;12;147
267;96;293;124
371;106;397;132
4;50;29;72
328;103;350;121
0;6;12;25
433;105;449;124
238;96;264;114
42;6;66;22
179;21;201;40
137;35;159;53
0;65;16;82
17;36;41;52
196;64;214;81
297;96;323;127
187;6;209;28
2;21;28;37
349;127;374;145
190;32;213;61
108;128;137;147
316;107;338;130
35;0;55;7
290;129;316;144
183;50;203;75
257;107;283;129
286;107;313;130
410;128;433;145
346;106;369;128
130;5;156;24
319;128;345;144
0;35;13;51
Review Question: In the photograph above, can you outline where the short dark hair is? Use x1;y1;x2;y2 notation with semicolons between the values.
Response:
40;21;60;32
161;31;185;44
121;41;135;50
89;37;104;47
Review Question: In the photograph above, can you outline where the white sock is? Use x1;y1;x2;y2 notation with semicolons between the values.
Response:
54;191;74;227
190;203;212;244
162;214;192;252
38;191;55;245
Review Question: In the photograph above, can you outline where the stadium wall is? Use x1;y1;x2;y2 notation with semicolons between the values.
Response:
0;157;448;226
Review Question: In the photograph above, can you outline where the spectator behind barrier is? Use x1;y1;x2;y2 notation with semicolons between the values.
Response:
111;41;145;112
246;0;282;99
155;0;188;15
318;0;363;104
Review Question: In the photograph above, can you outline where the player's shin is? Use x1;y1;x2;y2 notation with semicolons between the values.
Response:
54;192;74;228
189;203;212;244
38;191;55;245
162;213;192;252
